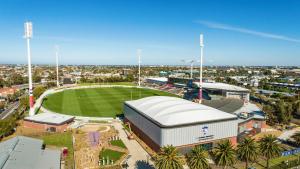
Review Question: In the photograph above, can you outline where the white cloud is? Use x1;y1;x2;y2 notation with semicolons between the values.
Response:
195;20;300;43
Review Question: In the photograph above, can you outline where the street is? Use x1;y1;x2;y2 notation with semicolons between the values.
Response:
0;101;19;120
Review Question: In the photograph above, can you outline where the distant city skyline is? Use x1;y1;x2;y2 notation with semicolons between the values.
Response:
0;0;300;66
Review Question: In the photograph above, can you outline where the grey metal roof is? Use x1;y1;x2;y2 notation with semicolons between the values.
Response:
0;136;60;169
202;99;244;113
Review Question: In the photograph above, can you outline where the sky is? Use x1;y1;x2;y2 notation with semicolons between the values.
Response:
0;0;299;66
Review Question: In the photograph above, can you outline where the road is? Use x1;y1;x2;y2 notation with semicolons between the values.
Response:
0;102;19;120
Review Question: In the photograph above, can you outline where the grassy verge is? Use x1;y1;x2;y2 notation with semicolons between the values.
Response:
110;139;126;149
99;149;125;162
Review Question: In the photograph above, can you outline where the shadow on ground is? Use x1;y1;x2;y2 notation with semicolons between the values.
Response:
135;160;155;169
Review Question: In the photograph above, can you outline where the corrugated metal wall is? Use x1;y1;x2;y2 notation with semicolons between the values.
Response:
161;120;238;147
124;104;238;147
124;105;162;145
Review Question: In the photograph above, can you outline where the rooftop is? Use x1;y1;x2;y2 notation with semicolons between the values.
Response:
125;96;237;127
193;82;249;92
146;77;168;82
203;98;265;122
0;136;60;169
24;112;74;125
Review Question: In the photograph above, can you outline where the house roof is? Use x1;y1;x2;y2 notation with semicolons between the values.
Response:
0;136;60;169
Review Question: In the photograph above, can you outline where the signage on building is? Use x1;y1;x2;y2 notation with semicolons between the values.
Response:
282;148;300;156
198;126;214;141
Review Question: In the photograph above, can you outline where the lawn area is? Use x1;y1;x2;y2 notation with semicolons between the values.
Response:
42;87;177;117
79;82;136;86
110;139;126;149
99;149;125;162
39;132;74;169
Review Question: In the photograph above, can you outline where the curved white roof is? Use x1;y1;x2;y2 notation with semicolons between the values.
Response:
125;96;237;127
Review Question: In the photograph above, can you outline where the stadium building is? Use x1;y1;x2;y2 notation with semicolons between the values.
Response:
193;82;250;102
124;96;238;152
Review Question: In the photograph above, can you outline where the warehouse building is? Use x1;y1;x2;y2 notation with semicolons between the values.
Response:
124;96;238;152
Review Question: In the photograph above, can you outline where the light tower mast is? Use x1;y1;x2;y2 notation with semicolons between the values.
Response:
55;45;59;87
137;49;142;87
24;21;34;116
199;34;204;103
181;59;195;79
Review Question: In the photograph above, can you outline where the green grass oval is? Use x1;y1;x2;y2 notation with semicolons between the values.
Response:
42;87;177;117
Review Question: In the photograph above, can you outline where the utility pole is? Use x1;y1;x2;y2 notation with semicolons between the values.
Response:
199;34;204;104
55;45;59;87
137;49;142;87
24;21;34;116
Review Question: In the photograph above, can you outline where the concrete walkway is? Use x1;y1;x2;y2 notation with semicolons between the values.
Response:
112;122;155;169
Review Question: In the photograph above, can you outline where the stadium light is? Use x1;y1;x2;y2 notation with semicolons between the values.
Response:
137;49;142;87
181;59;195;79
24;21;34;116
199;34;204;103
55;45;59;87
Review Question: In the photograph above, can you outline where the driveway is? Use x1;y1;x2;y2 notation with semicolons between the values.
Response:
278;128;300;140
112;122;155;169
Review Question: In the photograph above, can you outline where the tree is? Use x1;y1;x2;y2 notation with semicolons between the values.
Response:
20;96;29;110
213;140;235;169
237;137;258;169
33;86;46;98
291;132;300;146
293;101;300;117
154;145;183;169
186;145;210;169
259;135;281;169
263;105;277;125
9;73;24;85
275;101;292;125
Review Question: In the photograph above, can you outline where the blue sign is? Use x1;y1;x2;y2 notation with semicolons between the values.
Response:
281;148;300;156
202;126;208;135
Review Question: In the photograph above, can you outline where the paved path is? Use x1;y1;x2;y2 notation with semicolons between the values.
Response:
112;122;155;169
278;128;300;140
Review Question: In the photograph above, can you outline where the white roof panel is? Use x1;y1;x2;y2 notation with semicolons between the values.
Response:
25;112;74;125
146;77;168;82
125;96;237;127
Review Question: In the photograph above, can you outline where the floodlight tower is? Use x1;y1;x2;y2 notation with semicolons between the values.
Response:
137;49;142;87
24;21;34;116
199;34;204;104
55;45;59;87
181;59;195;79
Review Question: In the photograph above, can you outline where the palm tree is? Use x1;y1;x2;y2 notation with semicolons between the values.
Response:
213;139;235;169
292;132;300;146
259;135;281;169
237;137;258;169
154;145;183;169
186;145;210;169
